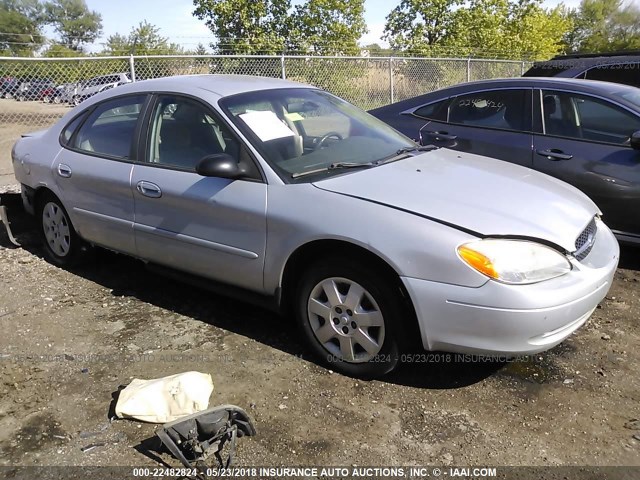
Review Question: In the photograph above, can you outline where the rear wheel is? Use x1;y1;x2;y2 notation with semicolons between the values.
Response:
295;258;402;378
37;192;85;267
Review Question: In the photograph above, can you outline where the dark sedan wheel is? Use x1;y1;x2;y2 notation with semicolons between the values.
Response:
295;258;401;378
38;192;85;267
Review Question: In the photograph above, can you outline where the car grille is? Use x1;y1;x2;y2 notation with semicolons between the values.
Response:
573;217;597;261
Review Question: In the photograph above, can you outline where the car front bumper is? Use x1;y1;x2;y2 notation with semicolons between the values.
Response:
402;219;619;356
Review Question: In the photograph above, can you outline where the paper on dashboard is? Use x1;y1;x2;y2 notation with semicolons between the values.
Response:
239;110;295;142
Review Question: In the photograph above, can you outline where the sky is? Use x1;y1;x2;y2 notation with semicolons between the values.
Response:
82;0;630;52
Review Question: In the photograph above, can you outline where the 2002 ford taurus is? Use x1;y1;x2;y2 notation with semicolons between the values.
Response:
11;75;619;377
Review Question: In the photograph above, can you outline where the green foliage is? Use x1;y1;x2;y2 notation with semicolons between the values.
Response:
0;0;45;56
192;0;366;55
43;0;102;51
289;0;366;55
193;0;291;54
567;0;640;53
383;0;572;60
104;21;183;56
383;0;463;52
42;42;81;57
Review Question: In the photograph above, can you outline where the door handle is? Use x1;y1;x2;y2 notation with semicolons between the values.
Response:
536;149;573;161
136;181;162;198
423;130;457;142
57;163;72;178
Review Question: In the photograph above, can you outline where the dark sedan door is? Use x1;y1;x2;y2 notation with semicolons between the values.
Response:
419;88;534;168
532;89;640;239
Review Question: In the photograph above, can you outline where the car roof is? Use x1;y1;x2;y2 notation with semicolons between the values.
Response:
112;74;312;98
370;77;640;113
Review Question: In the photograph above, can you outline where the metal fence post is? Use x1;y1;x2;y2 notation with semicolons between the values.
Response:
389;57;394;104
521;61;525;75
467;57;471;82
129;55;136;82
281;53;286;80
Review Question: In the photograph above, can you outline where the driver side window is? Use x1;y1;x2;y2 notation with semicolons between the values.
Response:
147;95;240;171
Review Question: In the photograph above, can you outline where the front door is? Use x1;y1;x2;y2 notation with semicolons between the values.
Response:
532;89;640;238
131;94;267;292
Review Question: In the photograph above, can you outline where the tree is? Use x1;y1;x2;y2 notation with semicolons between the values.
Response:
446;0;571;59
192;0;291;54
383;0;463;54
0;0;45;56
289;0;367;55
42;42;81;57
567;0;640;52
104;21;183;56
383;0;572;59
44;0;102;51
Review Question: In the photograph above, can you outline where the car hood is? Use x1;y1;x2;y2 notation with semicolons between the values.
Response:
313;148;600;252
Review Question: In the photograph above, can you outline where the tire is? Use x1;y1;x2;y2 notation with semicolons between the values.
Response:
52;95;61;104
37;192;85;267
295;258;403;378
72;95;81;106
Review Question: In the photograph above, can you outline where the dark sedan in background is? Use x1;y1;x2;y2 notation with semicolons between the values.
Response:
370;78;640;245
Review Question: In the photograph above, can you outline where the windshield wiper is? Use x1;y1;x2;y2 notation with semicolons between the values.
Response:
375;145;437;165
291;162;376;179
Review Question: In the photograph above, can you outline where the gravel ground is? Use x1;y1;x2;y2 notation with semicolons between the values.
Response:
0;190;639;475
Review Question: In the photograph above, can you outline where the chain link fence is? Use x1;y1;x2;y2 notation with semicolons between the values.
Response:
0;54;527;185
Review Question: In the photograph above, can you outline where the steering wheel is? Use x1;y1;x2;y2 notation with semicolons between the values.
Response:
314;132;343;150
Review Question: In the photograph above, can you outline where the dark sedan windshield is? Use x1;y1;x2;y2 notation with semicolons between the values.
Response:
220;88;415;181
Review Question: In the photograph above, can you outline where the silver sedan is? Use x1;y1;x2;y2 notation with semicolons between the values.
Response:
11;75;619;377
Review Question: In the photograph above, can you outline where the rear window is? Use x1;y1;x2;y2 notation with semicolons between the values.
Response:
584;64;639;87
523;64;572;77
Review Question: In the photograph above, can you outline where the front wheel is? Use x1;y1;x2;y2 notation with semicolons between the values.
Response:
38;192;85;267
295;259;403;378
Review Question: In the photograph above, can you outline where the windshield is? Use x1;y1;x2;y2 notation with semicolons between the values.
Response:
220;88;415;181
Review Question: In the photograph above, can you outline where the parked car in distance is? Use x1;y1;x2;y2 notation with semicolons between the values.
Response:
0;76;27;99
72;73;131;106
370;77;640;245
12;75;619;377
42;83;78;104
523;51;640;88
16;79;56;102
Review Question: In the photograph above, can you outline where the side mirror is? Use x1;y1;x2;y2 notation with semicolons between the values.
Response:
196;153;243;179
631;131;640;151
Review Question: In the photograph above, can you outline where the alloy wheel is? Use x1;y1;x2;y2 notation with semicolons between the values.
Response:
307;277;385;363
42;201;71;257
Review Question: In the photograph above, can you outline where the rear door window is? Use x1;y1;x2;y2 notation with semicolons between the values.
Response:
72;94;146;159
448;89;530;131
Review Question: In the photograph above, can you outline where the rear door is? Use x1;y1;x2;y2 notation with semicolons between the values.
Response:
54;94;147;254
419;88;534;167
532;88;640;237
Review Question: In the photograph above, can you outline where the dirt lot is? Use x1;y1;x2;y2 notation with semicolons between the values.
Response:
0;188;639;477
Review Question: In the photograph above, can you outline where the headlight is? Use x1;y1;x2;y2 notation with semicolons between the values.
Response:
457;239;571;284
